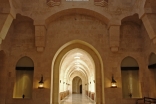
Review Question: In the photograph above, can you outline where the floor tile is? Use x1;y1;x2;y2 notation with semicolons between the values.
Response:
60;94;95;104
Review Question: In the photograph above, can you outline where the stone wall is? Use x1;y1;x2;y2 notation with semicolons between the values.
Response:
0;11;156;104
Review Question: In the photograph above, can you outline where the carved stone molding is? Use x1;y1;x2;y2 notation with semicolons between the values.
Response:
47;0;61;7
110;46;119;52
94;0;143;15
94;0;108;7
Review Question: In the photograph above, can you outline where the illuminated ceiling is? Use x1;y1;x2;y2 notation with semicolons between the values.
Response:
59;48;95;81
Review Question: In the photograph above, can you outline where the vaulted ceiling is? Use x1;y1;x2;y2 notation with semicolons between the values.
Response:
59;48;95;82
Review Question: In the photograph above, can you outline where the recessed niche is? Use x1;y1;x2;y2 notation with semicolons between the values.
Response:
13;56;34;99
121;56;141;98
148;53;156;97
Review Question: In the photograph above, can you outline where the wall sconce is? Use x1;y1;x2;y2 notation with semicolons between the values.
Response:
38;75;44;89
111;75;117;88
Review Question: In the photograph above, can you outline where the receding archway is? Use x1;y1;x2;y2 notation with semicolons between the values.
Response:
59;48;95;96
72;76;82;94
50;40;104;104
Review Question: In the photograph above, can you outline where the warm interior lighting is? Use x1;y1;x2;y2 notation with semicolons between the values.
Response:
38;75;44;89
111;75;117;88
76;67;80;70
75;62;80;65
74;56;80;59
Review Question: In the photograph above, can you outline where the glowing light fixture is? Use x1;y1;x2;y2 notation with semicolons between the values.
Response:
75;62;80;65
75;66;80;70
74;56;80;59
111;75;117;88
38;75;44;89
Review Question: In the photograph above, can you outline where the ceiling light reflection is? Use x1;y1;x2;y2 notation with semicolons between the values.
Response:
75;62;80;65
74;56;80;59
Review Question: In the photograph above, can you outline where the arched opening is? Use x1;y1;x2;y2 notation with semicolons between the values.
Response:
72;76;82;94
80;85;82;94
59;48;95;96
13;56;34;98
45;8;110;26
121;56;141;98
148;53;156;67
50;40;104;104
148;53;156;97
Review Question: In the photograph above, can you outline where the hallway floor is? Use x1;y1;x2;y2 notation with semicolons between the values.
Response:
60;94;95;104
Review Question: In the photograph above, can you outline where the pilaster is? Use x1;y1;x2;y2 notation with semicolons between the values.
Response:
109;25;120;52
34;20;47;52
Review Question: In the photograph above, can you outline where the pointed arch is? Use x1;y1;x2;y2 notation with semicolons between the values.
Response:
149;52;156;67
13;56;34;98
50;40;104;104
121;56;141;98
121;56;139;68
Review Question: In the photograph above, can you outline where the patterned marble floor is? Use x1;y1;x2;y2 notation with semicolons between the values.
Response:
60;94;95;104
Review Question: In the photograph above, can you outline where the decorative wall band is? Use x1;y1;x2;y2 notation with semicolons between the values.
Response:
47;0;61;7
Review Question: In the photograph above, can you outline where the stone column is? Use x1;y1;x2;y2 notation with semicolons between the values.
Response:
141;13;156;44
109;25;120;52
34;21;47;52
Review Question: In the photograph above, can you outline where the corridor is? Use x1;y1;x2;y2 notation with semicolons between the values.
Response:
60;94;94;104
